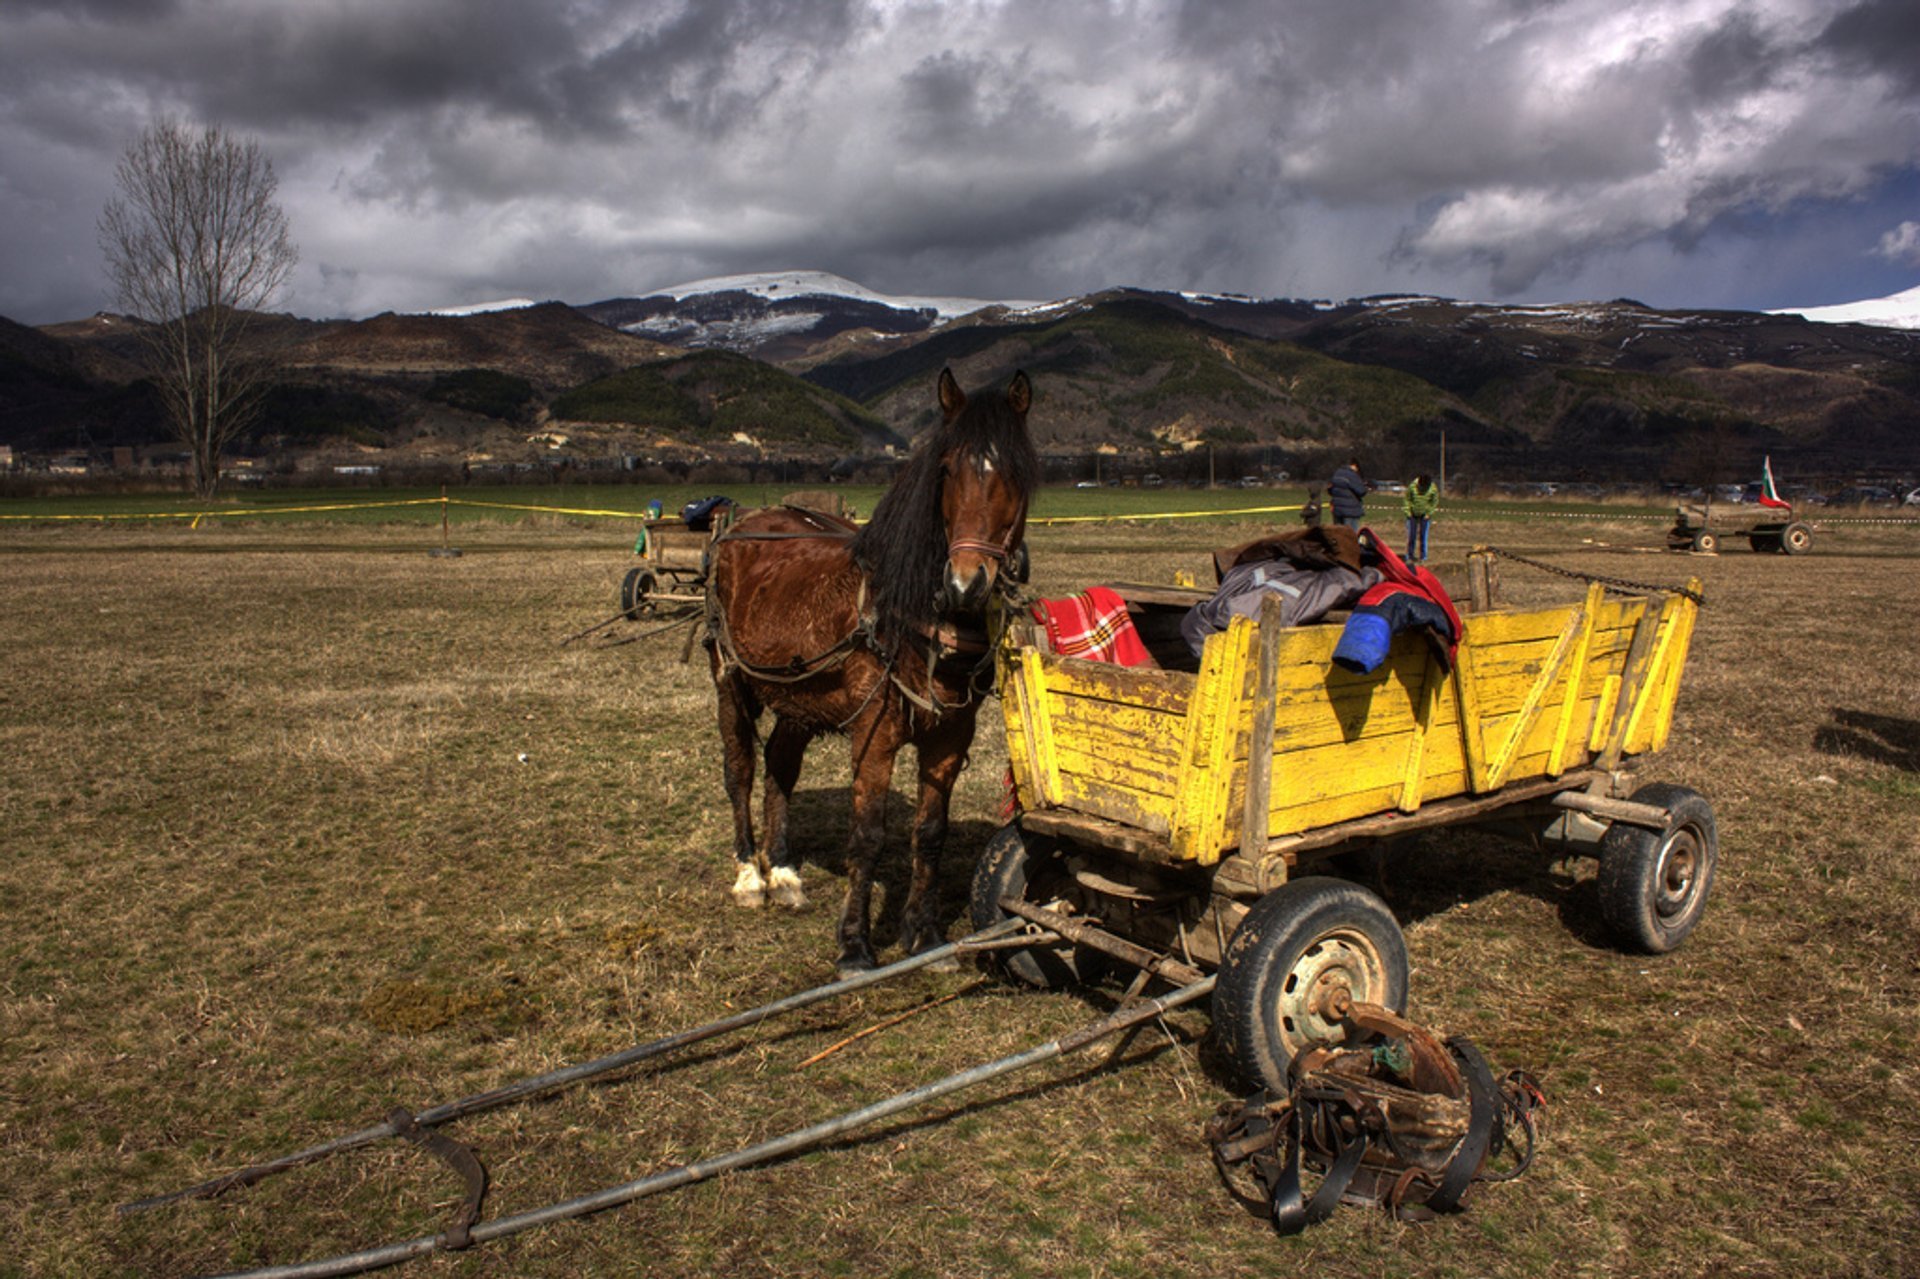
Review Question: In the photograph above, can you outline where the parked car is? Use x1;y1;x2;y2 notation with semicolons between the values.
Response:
1833;486;1896;506
1903;487;1920;507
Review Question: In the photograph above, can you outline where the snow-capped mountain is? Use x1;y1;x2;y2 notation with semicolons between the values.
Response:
640;270;1043;321
1768;283;1920;331
578;270;1054;359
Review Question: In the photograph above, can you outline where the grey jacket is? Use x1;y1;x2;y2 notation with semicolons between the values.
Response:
1181;560;1382;657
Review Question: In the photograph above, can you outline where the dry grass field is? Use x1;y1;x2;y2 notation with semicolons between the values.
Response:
3;506;1917;1278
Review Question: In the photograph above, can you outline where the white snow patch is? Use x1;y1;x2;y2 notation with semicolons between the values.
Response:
635;269;1043;320
422;298;539;316
1769;284;1920;331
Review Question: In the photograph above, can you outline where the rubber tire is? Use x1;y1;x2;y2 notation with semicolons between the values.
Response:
1596;783;1717;954
969;823;1102;989
1780;522;1812;555
1212;877;1410;1095
1691;530;1718;554
619;567;657;619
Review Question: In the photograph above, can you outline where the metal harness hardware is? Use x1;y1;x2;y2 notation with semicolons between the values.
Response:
1205;1004;1545;1234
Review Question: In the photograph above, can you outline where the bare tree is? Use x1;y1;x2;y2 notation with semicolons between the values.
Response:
99;120;297;497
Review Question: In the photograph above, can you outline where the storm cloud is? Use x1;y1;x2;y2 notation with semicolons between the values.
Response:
1;0;1915;323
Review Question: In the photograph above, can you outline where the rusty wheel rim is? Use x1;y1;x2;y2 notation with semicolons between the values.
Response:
1654;827;1702;920
1276;929;1390;1052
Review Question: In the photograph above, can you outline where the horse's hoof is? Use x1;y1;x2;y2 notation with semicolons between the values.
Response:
767;866;808;910
904;933;958;971
731;864;766;909
835;946;877;978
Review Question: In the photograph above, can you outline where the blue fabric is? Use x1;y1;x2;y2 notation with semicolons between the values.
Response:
1332;611;1393;673
680;495;735;530
1334;591;1458;673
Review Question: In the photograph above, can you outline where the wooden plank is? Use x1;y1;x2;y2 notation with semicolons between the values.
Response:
1032;650;1196;714
1171;616;1254;862
1452;631;1492;792
1482;603;1586;790
1017;648;1062;807
1018;808;1175;862
1397;647;1444;811
1104;582;1212;608
1550;582;1607;775
1256;770;1603;860
1596;603;1664;771
1048;773;1174;836
1619;594;1683;756
1648;585;1701;753
1241;594;1286;856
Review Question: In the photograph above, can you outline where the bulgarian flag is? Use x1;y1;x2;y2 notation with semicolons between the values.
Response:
1758;456;1791;509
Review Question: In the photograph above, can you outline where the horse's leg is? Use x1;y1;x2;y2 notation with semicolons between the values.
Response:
713;665;766;908
898;711;975;962
761;718;811;910
835;716;902;976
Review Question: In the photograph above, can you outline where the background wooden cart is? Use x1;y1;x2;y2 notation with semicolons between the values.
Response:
1666;501;1814;554
618;516;720;618
975;549;1714;1093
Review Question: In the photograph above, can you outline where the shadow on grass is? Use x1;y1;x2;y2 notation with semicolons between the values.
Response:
1814;707;1920;771
1337;827;1616;951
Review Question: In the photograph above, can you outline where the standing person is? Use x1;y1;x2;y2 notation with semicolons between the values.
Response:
1329;457;1370;530
1403;473;1439;562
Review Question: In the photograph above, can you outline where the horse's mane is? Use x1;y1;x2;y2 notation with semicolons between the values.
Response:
850;382;1037;642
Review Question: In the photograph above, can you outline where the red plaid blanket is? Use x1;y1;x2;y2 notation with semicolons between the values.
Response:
1032;585;1155;667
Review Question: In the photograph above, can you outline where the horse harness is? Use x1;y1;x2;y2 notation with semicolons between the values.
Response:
1206;1004;1545;1234
704;508;1014;727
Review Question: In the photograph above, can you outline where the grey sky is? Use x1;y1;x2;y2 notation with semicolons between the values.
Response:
3;0;1916;324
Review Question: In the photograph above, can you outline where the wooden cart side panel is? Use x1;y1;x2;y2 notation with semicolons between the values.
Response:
1006;648;1062;809
999;589;1696;866
1002;648;1198;836
1169;616;1256;862
1646;586;1701;753
1621;591;1696;756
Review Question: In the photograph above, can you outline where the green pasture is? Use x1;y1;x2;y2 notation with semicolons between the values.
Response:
0;481;1678;530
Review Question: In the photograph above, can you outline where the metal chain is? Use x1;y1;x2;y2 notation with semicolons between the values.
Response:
1480;545;1707;605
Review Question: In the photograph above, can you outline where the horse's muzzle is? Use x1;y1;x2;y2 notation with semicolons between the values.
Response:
942;561;993;613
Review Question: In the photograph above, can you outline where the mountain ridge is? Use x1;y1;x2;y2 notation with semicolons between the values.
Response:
6;274;1917;486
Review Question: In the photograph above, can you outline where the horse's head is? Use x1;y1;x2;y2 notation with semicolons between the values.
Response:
935;368;1033;613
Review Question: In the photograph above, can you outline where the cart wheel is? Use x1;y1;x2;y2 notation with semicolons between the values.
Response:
1780;522;1812;555
619;567;658;619
1690;530;1718;554
1596;783;1717;954
969;823;1104;989
1213;877;1409;1094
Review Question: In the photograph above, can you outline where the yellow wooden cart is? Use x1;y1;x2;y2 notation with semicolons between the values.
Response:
971;549;1715;1092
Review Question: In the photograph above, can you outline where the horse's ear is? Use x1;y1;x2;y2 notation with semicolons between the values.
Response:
1006;370;1032;416
938;368;966;417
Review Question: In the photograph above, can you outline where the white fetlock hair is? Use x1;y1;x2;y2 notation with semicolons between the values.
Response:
767;865;808;910
731;862;767;908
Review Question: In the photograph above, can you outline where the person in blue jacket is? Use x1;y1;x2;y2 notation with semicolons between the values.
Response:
1329;458;1371;530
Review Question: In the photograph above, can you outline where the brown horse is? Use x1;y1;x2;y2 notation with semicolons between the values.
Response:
705;368;1036;974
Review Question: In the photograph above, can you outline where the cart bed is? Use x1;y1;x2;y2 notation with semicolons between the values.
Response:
1000;578;1698;866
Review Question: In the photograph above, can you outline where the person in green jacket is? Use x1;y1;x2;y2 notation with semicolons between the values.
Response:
1403;474;1439;562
